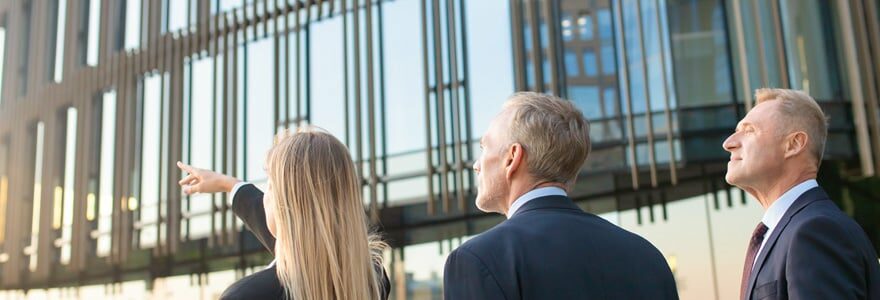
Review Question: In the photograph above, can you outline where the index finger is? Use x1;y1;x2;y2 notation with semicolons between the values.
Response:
177;161;198;175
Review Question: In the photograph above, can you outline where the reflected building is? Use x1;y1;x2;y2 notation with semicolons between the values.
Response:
0;0;878;299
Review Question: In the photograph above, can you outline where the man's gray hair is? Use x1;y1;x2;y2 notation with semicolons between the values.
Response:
754;88;828;165
503;92;591;184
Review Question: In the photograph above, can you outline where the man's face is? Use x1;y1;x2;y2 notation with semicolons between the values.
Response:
723;101;787;189
473;110;512;214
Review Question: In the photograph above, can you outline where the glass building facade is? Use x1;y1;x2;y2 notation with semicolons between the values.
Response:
0;0;878;299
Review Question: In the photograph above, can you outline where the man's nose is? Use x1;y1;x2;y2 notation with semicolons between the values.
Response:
722;133;738;152
473;160;481;173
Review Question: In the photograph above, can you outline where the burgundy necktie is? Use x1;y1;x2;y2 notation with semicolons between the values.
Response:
740;222;769;299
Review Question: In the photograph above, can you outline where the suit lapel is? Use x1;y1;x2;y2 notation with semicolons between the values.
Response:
745;186;830;298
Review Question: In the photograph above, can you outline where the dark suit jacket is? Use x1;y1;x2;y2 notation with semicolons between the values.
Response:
220;183;392;300
443;195;678;299
745;186;880;300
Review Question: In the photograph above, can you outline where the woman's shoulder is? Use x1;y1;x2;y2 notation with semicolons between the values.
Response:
220;265;285;300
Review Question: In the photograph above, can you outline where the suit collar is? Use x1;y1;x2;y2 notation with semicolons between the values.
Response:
506;187;567;219
746;186;830;298
509;195;581;218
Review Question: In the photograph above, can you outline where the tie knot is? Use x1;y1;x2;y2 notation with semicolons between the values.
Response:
752;222;768;241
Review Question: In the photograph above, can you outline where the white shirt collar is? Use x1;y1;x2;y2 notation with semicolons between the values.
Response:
506;187;567;219
761;179;819;230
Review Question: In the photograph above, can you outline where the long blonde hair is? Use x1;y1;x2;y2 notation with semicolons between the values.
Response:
266;128;387;300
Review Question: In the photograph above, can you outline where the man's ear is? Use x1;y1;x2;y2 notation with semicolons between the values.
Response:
784;131;809;159
505;143;524;180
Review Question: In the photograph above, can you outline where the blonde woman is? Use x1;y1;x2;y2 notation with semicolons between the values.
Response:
177;129;390;300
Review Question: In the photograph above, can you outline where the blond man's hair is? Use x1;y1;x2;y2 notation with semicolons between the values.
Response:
266;127;387;300
502;92;591;184
754;88;828;164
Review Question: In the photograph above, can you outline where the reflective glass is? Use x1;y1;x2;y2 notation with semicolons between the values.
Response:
29;122;45;271
310;17;346;138
583;50;597;76
52;0;68;82
245;38;274;182
466;0;514;137
780;0;843;100
565;52;579;76
0;28;6;105
59;108;77;264
0;139;7;244
165;0;192;33
87;0;101;66
579;14;593;40
669;0;734;108
184;57;214;239
125;0;142;50
139;74;163;248
97;91;117;257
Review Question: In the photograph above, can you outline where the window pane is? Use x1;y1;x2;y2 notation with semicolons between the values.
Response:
583;50;597;76
139;74;163;248
29;122;45;271
125;0;142;50
18;2;33;95
165;0;191;33
565;52;579;76
466;0;514;137
245;38;274;182
0;138;8;244
384;0;426;156
59;108;77;264
185;57;214;239
97;91;116;257
578;14;593;40
569;86;601;119
53;0;68;82
780;0;843;100
87;0;101;66
310;17;345;138
0;27;6;106
669;0;734;108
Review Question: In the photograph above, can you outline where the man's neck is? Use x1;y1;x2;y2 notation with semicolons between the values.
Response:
753;173;816;209
502;181;567;214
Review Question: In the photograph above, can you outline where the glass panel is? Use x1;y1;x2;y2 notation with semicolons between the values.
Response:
669;0;734;108
216;0;244;14
0;27;6;105
617;188;763;298
97;91;116;257
139;74;163;248
583;50;597;76
579;13;594;40
731;0;785;92
60;108;77;264
165;0;191;33
0;138;8;244
780;0;843;100
383;0;426;157
245;38;274;182
87;0;101;66
17;2;32;95
125;0;142;50
466;0;514;137
184;57;214;239
565;51;579;76
29;122;45;271
310;17;345;138
53;0;68;82
561;13;574;42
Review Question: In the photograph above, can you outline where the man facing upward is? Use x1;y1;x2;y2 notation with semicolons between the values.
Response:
724;88;880;300
443;92;678;299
